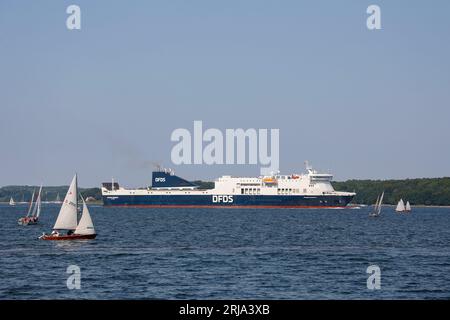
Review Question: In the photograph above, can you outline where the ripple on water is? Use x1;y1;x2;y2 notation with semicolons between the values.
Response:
0;205;450;299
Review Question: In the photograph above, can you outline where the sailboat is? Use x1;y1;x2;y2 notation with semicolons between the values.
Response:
396;199;412;213
39;174;96;240
405;201;412;213
396;199;405;212
18;189;35;225
18;186;42;225
28;186;42;225
55;193;61;204
9;197;16;206
369;191;384;217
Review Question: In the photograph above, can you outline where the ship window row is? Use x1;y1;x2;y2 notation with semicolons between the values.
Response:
277;188;299;195
238;180;260;183
241;188;261;195
319;199;342;204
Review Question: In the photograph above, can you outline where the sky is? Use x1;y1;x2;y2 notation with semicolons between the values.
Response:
0;0;449;187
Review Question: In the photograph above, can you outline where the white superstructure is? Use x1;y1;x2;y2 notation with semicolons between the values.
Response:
102;164;354;198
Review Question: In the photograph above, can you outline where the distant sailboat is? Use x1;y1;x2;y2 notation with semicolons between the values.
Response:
395;199;405;212
405;201;411;213
18;190;34;225
39;174;97;240
18;186;42;225
369;191;384;217
55;193;61;203
9;197;16;206
395;199;408;213
28;186;42;225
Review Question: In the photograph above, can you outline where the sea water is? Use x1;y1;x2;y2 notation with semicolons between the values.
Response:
0;204;449;299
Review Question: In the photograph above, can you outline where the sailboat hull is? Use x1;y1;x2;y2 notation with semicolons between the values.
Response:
39;233;97;241
18;217;39;226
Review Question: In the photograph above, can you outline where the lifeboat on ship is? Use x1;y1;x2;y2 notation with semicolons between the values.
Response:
262;177;277;184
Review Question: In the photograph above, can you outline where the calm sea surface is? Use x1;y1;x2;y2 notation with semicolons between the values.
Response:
0;204;449;299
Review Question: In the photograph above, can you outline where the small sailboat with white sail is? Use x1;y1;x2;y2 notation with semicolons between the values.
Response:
369;191;384;217
39;174;96;240
18;186;42;225
405;201;412;213
9;197;16;206
54;193;62;204
395;199;411;213
395;199;405;212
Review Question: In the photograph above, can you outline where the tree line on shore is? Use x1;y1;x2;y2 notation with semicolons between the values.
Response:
0;186;101;203
332;177;450;206
1;177;450;206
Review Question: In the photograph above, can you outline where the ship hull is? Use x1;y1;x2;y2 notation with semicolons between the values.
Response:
102;194;354;208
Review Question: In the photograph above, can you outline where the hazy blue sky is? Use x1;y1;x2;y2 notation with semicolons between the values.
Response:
1;1;449;187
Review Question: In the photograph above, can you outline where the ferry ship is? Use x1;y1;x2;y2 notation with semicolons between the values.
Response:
101;163;356;208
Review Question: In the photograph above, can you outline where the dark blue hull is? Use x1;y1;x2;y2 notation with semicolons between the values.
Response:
102;194;354;208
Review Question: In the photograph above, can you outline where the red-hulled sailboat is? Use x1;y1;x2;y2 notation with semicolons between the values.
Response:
39;174;96;240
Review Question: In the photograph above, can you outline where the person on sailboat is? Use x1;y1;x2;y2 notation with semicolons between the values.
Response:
51;230;60;236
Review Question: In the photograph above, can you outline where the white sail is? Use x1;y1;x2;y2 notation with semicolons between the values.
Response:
373;195;380;212
33;185;43;218
9;197;15;205
26;191;35;217
370;195;380;216
55;193;61;203
53;175;78;230
405;201;411;211
395;199;405;212
75;197;96;235
377;192;384;215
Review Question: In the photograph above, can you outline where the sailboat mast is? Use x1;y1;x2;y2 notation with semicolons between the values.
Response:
26;190;35;217
377;192;384;215
75;174;79;217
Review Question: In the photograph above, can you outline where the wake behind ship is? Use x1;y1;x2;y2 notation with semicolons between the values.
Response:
102;164;356;208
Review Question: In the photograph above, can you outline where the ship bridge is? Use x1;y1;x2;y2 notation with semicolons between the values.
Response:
309;173;333;181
